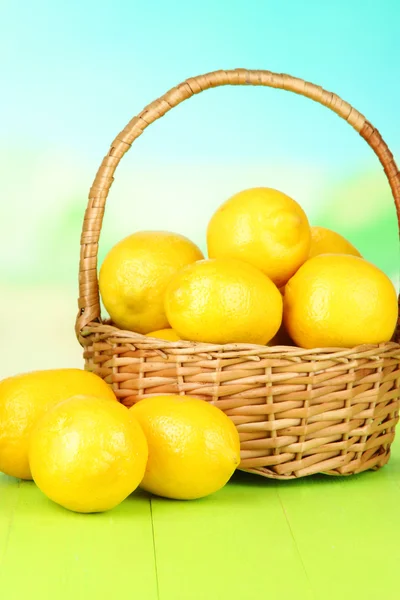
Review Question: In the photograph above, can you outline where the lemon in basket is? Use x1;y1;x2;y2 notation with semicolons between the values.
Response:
0;369;117;480
309;226;362;258
29;395;148;513
207;187;311;287
99;231;204;334
130;394;240;500
284;254;398;349
146;328;181;341
165;258;283;345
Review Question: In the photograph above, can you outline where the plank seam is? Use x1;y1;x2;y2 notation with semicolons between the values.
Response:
277;490;316;599
150;498;161;600
0;479;21;571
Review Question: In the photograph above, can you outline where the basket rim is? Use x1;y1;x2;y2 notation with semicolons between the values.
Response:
79;319;400;362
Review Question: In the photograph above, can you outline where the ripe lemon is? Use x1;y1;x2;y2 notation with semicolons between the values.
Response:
29;396;148;513
284;254;398;349
130;395;240;500
165;258;282;345
207;187;311;287
99;231;204;334
309;226;362;258
146;328;180;341
0;369;116;480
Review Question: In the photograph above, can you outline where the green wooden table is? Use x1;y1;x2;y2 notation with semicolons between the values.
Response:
1;436;400;600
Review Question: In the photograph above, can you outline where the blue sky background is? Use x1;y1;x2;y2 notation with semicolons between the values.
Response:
1;0;399;162
0;0;398;282
0;0;399;375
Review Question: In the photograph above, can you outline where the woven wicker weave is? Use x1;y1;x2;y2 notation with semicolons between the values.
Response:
76;69;400;479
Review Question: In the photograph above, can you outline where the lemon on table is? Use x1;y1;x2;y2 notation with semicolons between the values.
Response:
309;226;362;258
0;369;116;480
207;187;311;287
29;395;148;513
284;254;398;349
146;329;181;341
130;394;240;500
165;258;282;345
99;231;203;334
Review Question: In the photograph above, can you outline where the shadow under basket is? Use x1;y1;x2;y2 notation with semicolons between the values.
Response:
76;68;400;480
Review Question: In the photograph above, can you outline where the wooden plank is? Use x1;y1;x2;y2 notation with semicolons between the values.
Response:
0;478;158;600
151;477;313;600
274;434;400;599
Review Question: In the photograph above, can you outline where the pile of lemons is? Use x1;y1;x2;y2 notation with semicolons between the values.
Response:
99;187;398;349
1;186;397;515
0;369;240;513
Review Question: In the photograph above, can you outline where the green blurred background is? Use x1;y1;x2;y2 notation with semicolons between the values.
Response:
0;0;399;378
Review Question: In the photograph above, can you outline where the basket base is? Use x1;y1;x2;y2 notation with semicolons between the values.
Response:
242;446;391;480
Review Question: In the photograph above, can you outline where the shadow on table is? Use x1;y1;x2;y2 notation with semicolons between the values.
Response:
230;450;400;490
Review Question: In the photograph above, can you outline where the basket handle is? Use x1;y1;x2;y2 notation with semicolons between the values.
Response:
76;68;400;340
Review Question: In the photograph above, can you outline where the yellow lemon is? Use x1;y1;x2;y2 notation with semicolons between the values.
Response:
29;396;148;513
0;369;116;480
130;395;240;500
165;258;282;345
207;187;311;287
146;328;181;341
99;231;204;334
309;226;362;258
284;254;398;349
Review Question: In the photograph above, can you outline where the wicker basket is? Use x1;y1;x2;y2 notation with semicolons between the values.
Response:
76;69;400;480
